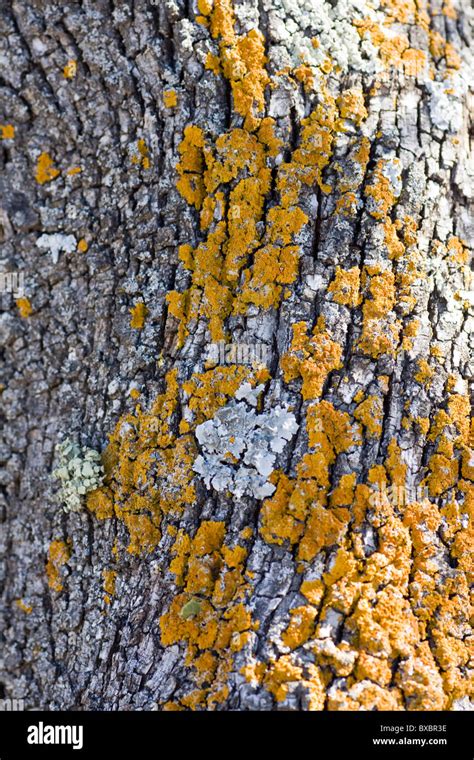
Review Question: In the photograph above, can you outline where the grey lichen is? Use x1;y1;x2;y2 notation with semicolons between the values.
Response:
53;439;104;513
193;383;298;499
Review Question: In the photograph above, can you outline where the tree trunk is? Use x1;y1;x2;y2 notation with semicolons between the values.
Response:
1;0;472;711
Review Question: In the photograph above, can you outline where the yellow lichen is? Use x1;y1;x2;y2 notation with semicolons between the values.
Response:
205;0;270;131
159;516;255;709
1;124;15;139
328;266;361;308
282;606;318;650
354;395;384;437
337;88;368;126
15;599;32;614
35;152;60;184
46;540;71;593
131;139;150;169
103;569;117;604
359;265;400;358
129;302;148;329
281;318;343;400
63;60;77;79
414;358;434;386
163;89;178;108
16;297;32;318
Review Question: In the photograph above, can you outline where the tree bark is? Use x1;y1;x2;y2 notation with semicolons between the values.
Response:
1;0;472;711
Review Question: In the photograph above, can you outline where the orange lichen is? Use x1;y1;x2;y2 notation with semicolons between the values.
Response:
276;92;339;199
170;8;369;345
16;297;32;318
447;236;469;265
402;318;420;351
175;125;206;210
77;238;88;252
87;369;195;553
260;399;357;561
182;365;260;424
383;219;405;260
171;116;310;341
307;400;360;452
103;569;117;604
294;64;315;91
129;301;148;329
414;358;434;386
204;0;270;131
354;395;384;437
126;514;161;554
354;17;428;78
63;60;77;79
328;266;361;308
159;516;256;709
205;52;221;74
261;655;303;702
282;606;318;649
281;318;343;400
131;139;150;169
335;192;359;217
365;159;400;220
163;89;178;108
330;473;357;507
442;0;457;19
35;152;60;184
359;265;400;358
337;88;368;126
46;540;71;593
86;488;114;520
1;124;15;139
255;421;471;707
15;599;32;614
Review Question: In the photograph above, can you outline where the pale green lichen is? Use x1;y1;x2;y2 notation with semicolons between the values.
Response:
53;439;105;513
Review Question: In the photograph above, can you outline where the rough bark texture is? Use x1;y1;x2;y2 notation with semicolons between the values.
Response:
1;0;473;711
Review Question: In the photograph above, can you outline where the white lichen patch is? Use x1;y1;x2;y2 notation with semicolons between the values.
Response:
36;233;76;264
53;438;104;512
193;383;298;499
426;80;463;133
264;0;383;76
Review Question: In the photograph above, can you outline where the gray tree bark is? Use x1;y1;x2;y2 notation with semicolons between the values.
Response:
0;0;473;711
